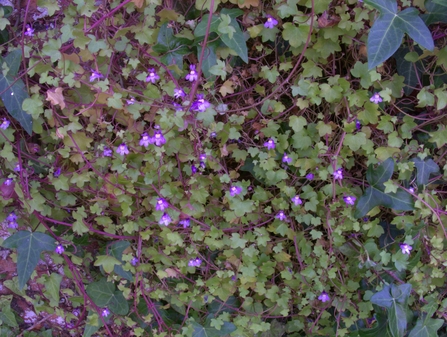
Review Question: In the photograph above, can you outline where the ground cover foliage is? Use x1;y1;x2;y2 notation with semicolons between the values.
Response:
0;0;447;336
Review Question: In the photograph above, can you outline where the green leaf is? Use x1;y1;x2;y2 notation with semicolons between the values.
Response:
421;0;447;26
366;0;434;69
0;50;32;134
354;158;414;218
220;20;248;63
86;278;129;315
0;308;18;328
94;255;121;274
388;302;406;337
191;320;237;337
410;157;439;186
393;47;424;95
1;231;57;289
408;318;444;337
44;273;62;304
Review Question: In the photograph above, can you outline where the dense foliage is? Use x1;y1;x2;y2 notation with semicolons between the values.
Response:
0;0;447;336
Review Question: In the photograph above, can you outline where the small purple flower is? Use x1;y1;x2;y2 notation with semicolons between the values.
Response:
14;164;20;172
291;195;302;206
54;168;62;177
4;178;13;186
188;257;202;267
24;25;34;37
55;245;65;254
103;147;112;157
370;93;382;104
199;161;205;169
185;64;198;82
130;257;138;266
7;220;18;229
139;133;151;147
210;132;217;138
155;198;169;211
6;212;17;222
264;138;275;150
229;186;242;197
116;143;129;156
318;291;330;303
343;195;356;206
191;94;210;112
355;119;361;130
306;173;314;180
174;88;186;99
191;164;197;174
150;130;166;147
146;68;160;83
282;153;292;164
200;154;206;161
409;187;415;193
179;218;190;228
333;168;343;180
0;118;10;129
159;213;172;226
126;97;136;105
89;71;103;82
173;103;183;111
400;243;412;255
101;308;110;317
275;211;287;221
264;15;278;29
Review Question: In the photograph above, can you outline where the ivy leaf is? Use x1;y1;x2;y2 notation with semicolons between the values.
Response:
1;231;57;290
421;0;447;26
365;0;434;69
191;320;237;337
393;46;424;95
410;157;439;186
354;158;414;218
0;50;32;134
388;302;407;337
86;278;129;315
408;318;444;337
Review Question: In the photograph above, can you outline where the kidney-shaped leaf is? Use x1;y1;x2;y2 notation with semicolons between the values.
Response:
1;231;56;289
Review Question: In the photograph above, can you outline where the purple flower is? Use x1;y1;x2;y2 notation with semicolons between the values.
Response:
146;68;160;83
155;198;169;211
0;118;10;129
370;92;382;104
318;291;330;303
186;64;198;82
103;147;112;157
89;71;103;82
264;138;275;150
282;153;292;164
173;103;183;111
55;245;65;254
14;164;20;172
174;88;186;99
200;154;206;161
343;195;356;206
355;119;361;130
291;195;302;206
139;133;151;147
179;218;190;228
275;211;287;221
130;257;138;266
4;178;13;186
54;168;62;177
150;130;166;147
24;25;34;37
191;164;197;174
101;308;110;317
199;161;205;169
126;97;136;105
159;213;172;226
7;220;18;228
229;186;242;197
409;187;415;193
191;94;210;112
6;212;17;222
306;173;314;180
264;15;278;29
333;168;343;180
116;143;129;156
188;257;202;267
400;243;412;255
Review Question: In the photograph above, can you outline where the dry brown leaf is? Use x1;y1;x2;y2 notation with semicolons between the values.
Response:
238;0;259;8
165;268;180;278
46;87;66;109
131;0;144;8
219;80;234;97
